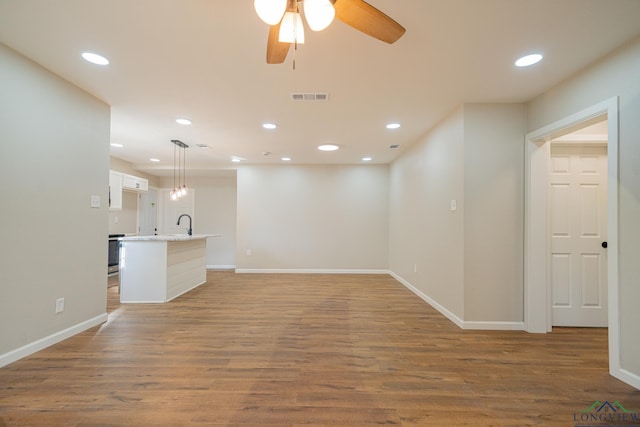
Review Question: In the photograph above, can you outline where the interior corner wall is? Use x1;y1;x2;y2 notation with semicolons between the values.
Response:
389;107;465;319
0;44;110;360
236;164;389;271
527;36;640;382
462;103;526;322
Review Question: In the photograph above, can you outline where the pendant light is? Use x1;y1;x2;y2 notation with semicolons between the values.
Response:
170;139;189;201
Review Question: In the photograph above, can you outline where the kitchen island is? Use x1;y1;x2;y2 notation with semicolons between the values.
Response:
119;234;219;303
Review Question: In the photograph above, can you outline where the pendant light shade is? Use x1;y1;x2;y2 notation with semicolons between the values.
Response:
254;0;287;25
279;11;305;43
303;0;335;31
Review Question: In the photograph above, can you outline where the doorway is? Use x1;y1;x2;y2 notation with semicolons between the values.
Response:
524;97;621;377
138;188;158;236
549;124;608;327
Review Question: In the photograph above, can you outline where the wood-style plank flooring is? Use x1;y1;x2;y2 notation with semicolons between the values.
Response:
1;271;639;426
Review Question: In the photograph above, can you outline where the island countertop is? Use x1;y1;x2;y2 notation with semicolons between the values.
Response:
119;234;220;241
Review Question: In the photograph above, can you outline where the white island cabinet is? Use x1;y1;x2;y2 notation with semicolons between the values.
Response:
119;234;219;303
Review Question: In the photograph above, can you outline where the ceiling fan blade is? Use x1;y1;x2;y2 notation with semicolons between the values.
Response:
266;21;291;64
333;0;406;44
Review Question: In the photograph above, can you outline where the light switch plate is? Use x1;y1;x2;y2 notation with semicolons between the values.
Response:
91;195;101;208
450;199;457;211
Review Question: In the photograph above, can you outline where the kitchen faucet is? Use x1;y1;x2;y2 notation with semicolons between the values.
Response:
176;214;193;236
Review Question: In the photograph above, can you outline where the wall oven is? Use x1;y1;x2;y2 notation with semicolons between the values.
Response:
108;234;124;275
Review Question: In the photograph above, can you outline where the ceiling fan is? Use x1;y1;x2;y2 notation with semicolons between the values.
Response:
254;0;406;64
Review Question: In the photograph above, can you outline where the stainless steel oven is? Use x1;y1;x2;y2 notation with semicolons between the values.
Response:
108;234;124;275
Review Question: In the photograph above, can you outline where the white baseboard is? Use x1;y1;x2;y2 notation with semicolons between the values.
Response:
0;313;108;368
462;321;525;331
389;271;524;331
613;368;640;391
235;268;391;274
390;271;465;328
206;265;236;270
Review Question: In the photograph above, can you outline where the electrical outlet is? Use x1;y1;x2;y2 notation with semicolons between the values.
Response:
55;298;65;314
414;264;418;273
246;249;252;256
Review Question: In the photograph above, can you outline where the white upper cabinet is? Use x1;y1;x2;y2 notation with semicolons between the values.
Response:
122;174;148;192
109;170;148;211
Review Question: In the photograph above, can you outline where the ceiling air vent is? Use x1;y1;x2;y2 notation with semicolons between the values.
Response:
197;144;210;149
291;93;329;101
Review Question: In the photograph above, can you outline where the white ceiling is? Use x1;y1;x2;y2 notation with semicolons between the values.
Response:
1;0;639;176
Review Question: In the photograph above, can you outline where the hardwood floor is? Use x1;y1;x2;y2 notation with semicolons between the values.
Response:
1;271;638;426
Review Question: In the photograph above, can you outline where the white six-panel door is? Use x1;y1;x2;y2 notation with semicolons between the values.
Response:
550;144;608;327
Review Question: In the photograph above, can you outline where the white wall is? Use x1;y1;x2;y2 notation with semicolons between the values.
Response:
389;107;465;319
192;175;237;268
159;174;237;268
388;104;526;325
527;36;640;384
236;165;389;271
462;104;526;322
108;190;138;235
0;44;110;363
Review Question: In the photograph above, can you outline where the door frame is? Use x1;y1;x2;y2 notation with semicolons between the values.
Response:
524;97;620;367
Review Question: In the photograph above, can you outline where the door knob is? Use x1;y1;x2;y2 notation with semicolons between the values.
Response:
602;241;608;249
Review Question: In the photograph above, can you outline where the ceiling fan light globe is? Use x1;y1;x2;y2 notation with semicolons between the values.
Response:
279;11;305;43
254;0;287;25
304;0;335;31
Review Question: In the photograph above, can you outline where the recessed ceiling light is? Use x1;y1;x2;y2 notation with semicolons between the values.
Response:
176;118;192;125
515;53;543;67
110;143;123;148
281;157;292;161
318;144;340;151
231;156;246;163
362;157;372;162
149;158;160;162
262;123;277;130
386;123;401;129
81;52;109;65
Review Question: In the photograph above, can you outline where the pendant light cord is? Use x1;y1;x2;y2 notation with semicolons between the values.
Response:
173;142;177;191
182;145;187;190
